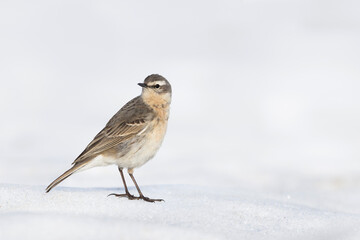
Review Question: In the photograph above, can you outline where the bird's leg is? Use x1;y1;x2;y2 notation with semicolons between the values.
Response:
108;167;138;199
128;169;164;202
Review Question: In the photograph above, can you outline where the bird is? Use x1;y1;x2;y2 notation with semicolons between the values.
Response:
45;74;172;202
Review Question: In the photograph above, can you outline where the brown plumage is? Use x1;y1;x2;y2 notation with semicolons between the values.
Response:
46;74;172;202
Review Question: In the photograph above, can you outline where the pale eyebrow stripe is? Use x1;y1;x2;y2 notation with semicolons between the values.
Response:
149;80;166;86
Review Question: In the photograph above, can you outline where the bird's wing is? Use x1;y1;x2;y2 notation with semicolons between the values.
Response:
72;118;149;165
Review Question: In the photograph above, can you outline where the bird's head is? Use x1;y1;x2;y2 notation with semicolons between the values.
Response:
138;74;172;106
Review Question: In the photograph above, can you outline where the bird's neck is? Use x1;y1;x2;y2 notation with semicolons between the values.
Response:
141;93;171;121
141;92;171;108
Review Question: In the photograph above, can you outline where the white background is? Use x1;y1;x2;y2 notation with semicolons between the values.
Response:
1;0;360;239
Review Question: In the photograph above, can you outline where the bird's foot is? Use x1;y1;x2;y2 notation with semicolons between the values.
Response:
108;192;164;202
107;192;139;200
139;196;164;202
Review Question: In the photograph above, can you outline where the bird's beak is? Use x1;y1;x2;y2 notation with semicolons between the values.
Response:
138;83;147;88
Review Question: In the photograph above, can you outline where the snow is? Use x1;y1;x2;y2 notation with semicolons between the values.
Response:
1;183;359;240
1;0;360;239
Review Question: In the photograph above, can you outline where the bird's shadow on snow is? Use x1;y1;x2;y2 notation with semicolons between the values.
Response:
47;184;188;193
45;184;243;202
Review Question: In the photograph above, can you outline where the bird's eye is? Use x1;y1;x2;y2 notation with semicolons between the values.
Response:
154;84;160;89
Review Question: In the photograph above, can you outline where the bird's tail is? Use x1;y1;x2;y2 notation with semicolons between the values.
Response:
45;161;89;193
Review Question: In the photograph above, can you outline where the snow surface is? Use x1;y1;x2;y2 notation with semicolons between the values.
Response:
1;0;360;239
1;183;359;240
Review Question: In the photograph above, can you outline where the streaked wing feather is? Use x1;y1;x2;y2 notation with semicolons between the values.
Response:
72;120;147;164
106;120;145;137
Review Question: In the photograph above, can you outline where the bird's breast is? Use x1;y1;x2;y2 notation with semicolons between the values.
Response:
116;114;169;169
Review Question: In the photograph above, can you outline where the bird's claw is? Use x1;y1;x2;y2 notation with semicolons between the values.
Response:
107;192;138;200
141;196;164;202
108;193;164;202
